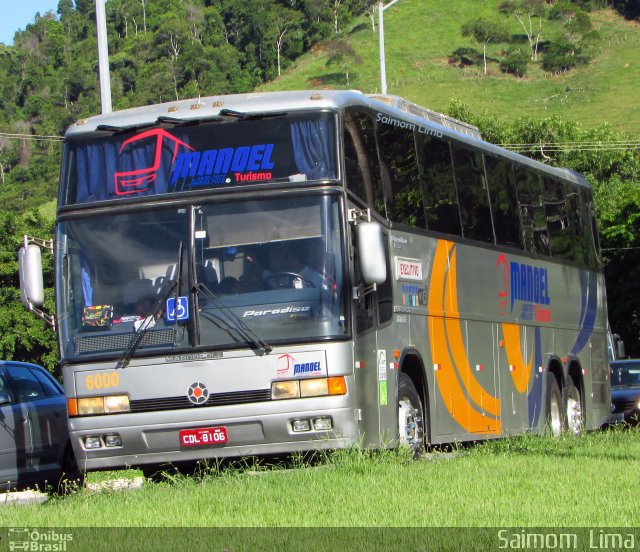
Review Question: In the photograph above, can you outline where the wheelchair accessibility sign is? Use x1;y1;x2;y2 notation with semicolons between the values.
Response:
166;296;189;321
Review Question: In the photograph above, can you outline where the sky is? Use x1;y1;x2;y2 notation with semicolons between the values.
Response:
0;1;63;45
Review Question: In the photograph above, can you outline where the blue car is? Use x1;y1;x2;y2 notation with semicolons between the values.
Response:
0;361;83;492
609;360;640;425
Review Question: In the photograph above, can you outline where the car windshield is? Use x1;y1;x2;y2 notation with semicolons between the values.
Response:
56;194;348;361
611;362;640;386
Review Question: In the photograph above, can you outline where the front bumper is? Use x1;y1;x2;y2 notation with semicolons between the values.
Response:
69;396;359;471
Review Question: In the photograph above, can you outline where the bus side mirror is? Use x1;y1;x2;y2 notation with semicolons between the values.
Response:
18;244;45;308
356;222;387;285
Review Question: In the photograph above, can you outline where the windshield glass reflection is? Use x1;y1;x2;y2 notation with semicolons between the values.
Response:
57;195;348;361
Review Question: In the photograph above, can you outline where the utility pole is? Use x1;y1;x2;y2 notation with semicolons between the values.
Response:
96;0;113;114
378;0;403;95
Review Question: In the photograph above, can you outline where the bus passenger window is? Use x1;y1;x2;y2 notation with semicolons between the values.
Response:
343;109;384;216
484;156;522;249
582;188;602;270
416;135;462;237
375;120;425;228
451;144;494;243
543;177;573;261
514;167;550;256
564;184;587;266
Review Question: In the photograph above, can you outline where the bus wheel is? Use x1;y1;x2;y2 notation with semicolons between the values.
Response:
566;380;584;435
398;372;424;458
545;376;563;437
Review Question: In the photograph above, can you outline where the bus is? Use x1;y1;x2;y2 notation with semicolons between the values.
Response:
19;90;610;474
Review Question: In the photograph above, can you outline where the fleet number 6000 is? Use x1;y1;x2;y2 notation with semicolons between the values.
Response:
85;372;120;390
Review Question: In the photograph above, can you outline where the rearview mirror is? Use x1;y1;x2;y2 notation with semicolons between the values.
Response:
356;222;387;285
18;244;45;308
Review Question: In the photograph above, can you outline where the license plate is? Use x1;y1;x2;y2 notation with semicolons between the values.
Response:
180;427;228;447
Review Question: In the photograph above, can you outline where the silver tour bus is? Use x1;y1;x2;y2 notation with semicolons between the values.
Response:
19;90;610;474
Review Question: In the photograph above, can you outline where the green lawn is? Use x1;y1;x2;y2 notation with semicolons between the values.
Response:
261;3;640;134
1;429;638;528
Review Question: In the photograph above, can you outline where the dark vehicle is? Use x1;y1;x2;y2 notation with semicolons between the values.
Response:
609;360;640;425
0;361;82;492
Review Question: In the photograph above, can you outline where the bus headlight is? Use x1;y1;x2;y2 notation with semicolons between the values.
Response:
69;395;130;416
271;381;300;400
300;378;328;397
271;376;346;400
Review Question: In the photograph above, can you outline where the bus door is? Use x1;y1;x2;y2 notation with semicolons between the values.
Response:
499;323;536;432
351;226;395;448
463;321;500;435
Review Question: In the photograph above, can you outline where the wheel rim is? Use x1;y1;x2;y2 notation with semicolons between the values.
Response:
567;394;583;435
398;397;422;448
549;391;562;436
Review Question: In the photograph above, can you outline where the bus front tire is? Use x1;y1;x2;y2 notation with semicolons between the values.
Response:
397;372;425;458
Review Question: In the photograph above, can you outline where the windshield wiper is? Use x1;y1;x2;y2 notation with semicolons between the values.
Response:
96;122;157;134
156;115;224;126
218;109;287;121
115;243;184;370
195;282;272;356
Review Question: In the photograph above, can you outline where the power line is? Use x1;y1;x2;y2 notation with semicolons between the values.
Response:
0;132;63;142
499;140;640;153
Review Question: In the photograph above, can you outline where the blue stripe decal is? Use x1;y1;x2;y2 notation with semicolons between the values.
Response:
571;270;597;356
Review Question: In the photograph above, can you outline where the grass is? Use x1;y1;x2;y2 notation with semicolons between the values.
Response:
1;428;639;529
260;2;640;134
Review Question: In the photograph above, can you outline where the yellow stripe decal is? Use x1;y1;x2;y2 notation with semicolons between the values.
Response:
502;323;533;394
428;240;501;434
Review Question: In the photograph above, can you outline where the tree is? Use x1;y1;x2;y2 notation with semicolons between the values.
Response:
498;0;546;61
461;18;509;74
500;46;529;77
0;210;57;373
325;39;362;85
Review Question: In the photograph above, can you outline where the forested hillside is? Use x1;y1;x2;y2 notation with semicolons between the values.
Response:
0;0;375;212
0;0;638;368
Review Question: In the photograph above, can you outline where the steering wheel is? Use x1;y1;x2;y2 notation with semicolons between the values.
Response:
263;272;315;289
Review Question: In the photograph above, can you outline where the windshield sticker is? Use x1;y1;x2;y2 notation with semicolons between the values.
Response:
115;129;193;196
497;253;552;322
114;128;277;195
170;144;275;188
166;296;190;322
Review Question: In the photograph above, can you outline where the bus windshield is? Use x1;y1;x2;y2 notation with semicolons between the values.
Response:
57;195;348;361
60;112;338;206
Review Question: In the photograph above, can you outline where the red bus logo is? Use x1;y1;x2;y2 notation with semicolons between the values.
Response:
114;128;193;195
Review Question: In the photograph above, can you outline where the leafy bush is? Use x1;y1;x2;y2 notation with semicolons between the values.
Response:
542;38;591;72
500;47;530;76
449;47;483;67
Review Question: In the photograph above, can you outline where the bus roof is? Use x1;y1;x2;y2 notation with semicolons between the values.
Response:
67;89;590;189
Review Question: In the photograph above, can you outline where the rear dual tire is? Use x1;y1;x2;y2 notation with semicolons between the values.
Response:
546;376;584;436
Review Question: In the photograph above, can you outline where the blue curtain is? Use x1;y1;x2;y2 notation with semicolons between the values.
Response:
290;117;336;180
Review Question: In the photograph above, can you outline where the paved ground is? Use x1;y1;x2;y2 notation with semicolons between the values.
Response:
0;477;144;506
